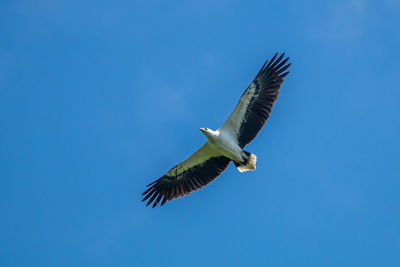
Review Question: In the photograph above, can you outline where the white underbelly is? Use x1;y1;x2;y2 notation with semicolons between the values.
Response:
209;130;243;162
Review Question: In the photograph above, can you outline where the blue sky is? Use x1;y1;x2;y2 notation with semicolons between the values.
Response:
1;0;399;266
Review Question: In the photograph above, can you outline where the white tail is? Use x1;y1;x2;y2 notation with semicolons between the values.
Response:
236;153;257;172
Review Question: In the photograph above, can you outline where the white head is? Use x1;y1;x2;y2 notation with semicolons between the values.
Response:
200;127;219;139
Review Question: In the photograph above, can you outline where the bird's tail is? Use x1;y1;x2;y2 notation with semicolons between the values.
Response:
234;151;257;172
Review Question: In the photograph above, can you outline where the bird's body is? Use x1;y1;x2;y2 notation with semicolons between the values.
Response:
201;128;245;164
142;53;291;207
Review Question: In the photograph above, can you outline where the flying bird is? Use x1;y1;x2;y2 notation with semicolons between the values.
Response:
142;53;291;207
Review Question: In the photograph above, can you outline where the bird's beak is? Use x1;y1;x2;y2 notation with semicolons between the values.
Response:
200;128;206;132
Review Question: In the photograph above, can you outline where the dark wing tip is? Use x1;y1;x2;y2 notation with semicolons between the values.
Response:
146;180;157;187
141;180;162;207
258;52;291;77
264;53;278;69
280;71;290;79
160;195;168;206
261;53;291;86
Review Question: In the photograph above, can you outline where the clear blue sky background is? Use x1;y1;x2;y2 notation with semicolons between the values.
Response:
1;0;399;266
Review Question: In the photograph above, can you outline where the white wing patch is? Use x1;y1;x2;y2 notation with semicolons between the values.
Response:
166;143;222;178
220;82;258;138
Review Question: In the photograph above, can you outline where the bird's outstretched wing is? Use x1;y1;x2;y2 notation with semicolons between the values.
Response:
220;53;291;148
142;144;231;207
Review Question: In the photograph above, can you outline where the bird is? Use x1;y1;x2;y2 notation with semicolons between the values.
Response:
142;53;291;207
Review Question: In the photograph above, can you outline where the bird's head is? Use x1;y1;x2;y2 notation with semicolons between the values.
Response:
200;128;210;136
200;128;218;138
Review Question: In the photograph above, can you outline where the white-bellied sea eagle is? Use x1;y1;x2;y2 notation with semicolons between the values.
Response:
142;53;291;207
